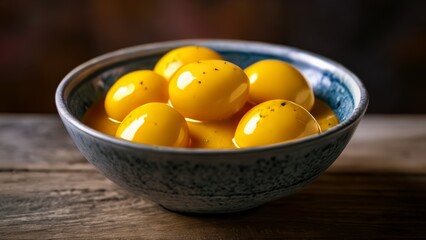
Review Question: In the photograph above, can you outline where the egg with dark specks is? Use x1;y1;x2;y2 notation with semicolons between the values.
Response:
169;60;249;121
234;99;321;148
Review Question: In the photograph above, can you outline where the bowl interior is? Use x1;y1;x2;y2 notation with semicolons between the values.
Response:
65;40;359;130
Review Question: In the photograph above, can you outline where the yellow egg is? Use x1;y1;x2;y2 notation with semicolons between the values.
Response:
83;97;120;136
105;70;168;121
234;100;321;148
154;46;222;80
187;103;254;149
169;60;250;121
116;103;189;147
187;119;236;149
310;98;339;131
244;59;315;111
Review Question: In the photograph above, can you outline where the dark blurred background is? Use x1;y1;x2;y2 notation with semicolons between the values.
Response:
0;0;425;113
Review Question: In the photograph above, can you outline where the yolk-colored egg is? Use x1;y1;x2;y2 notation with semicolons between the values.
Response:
187;103;254;149
116;102;189;147
187;119;236;149
105;70;168;121
153;46;222;80
83;97;120;136
244;59;315;111
169;60;250;121
234;100;321;148
310;98;339;131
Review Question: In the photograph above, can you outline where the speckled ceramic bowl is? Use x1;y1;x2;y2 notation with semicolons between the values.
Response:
55;39;368;214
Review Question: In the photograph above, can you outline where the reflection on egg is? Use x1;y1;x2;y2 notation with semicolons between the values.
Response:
244;59;315;111
234;100;321;148
116;103;189;147
169;60;249;121
104;70;168;121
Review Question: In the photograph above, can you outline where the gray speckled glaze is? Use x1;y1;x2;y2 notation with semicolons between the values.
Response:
56;39;368;213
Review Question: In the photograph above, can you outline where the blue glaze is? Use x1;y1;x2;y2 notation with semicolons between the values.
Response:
57;39;368;214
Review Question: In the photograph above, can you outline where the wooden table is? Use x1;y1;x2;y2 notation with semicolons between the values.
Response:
1;114;425;239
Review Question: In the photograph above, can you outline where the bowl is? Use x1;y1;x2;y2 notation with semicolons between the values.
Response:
55;39;368;214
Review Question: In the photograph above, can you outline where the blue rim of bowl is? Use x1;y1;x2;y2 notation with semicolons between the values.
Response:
55;39;369;157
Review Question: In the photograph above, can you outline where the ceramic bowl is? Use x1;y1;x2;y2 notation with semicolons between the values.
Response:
55;39;368;213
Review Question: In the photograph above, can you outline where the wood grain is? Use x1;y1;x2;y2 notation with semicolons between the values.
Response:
1;114;425;239
335;115;426;173
1;171;425;239
0;114;89;171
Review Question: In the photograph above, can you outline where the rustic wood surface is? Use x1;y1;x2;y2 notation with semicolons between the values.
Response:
0;114;425;239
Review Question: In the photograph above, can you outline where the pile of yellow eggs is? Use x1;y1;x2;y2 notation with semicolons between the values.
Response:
84;46;339;149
